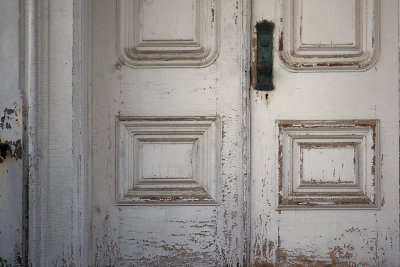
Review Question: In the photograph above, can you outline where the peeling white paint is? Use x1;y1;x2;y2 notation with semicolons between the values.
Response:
0;1;23;265
251;0;399;265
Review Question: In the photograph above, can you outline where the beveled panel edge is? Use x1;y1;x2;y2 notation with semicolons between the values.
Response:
277;120;380;210
115;116;221;205
117;0;219;68
277;0;380;72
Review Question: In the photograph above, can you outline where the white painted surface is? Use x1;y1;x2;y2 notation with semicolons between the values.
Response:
141;142;194;179
22;0;399;265
92;0;248;265
278;121;378;209
301;0;356;45
31;0;90;265
251;0;399;265
279;0;379;71
301;146;356;184
35;1;77;265
140;0;195;41
0;1;23;264
118;0;218;67
116;117;220;205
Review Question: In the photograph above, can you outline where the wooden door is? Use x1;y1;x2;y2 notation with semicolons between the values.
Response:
90;0;249;265
90;0;399;266
251;0;399;265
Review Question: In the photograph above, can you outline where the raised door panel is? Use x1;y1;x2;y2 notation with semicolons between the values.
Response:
278;120;379;209
279;0;379;71
116;117;220;205
118;0;218;67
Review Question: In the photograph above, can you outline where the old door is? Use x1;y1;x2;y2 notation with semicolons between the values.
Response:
90;0;399;266
251;0;399;266
90;0;249;265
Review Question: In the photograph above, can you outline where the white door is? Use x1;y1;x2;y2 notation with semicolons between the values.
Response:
91;0;248;265
90;0;399;266
251;0;399;265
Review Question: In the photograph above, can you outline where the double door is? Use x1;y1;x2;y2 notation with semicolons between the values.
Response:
91;0;399;265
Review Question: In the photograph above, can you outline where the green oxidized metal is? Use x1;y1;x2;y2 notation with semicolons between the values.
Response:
255;21;274;91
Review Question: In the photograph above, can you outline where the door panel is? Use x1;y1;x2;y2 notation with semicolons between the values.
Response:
91;0;248;265
251;0;399;265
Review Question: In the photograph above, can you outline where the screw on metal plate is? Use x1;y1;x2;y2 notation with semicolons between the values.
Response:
255;20;275;91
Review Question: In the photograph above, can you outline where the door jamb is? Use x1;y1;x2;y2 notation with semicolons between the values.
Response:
26;0;91;265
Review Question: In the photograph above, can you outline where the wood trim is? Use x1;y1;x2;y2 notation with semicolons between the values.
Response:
72;0;91;265
241;0;252;265
398;0;400;260
29;0;91;265
21;0;38;265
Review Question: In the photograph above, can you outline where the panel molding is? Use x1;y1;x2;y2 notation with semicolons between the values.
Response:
278;0;379;71
278;120;380;209
116;117;220;205
117;0;219;68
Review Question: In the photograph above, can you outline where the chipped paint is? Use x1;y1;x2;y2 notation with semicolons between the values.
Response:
90;0;248;265
21;0;399;265
250;36;258;88
278;120;379;208
0;1;23;264
278;0;379;72
0;107;23;163
250;1;399;266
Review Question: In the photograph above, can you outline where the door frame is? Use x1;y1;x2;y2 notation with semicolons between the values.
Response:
25;0;91;265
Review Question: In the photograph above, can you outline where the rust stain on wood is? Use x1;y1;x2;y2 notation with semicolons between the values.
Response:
278;32;283;51
277;246;357;267
253;261;276;267
250;36;258;88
